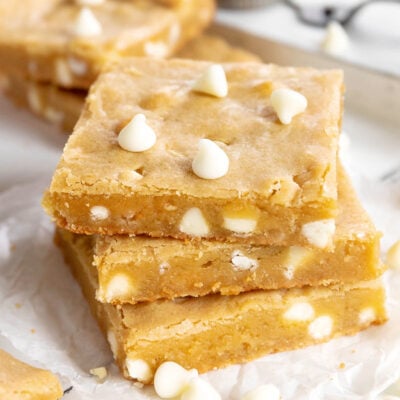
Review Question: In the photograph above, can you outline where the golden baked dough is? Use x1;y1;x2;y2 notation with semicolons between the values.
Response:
43;58;343;246
0;0;215;89
56;167;383;304
0;349;63;400
56;228;387;381
3;34;261;133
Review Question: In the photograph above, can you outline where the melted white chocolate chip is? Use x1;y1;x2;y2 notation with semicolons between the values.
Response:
90;205;109;221
308;316;333;339
241;384;281;400
73;7;102;37
104;274;131;301
231;251;258;271
179;208;209;237
154;361;198;399
68;57;88;76
192;139;229;180
301;219;335;248
181;378;221;400
223;217;257;234
359;307;376;325
270;88;307;125
118;114;156;152
284;302;315;322
193;64;228;98
125;358;152;383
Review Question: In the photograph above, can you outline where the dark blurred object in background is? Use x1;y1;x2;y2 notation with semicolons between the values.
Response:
218;0;273;9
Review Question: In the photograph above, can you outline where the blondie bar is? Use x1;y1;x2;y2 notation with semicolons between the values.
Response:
0;0;214;89
56;168;382;304
0;349;63;400
43;58;343;246
56;228;387;382
3;34;260;132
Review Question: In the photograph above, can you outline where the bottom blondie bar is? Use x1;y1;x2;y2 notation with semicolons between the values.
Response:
56;228;387;383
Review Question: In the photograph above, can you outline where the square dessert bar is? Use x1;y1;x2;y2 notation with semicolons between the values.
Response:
3;34;260;133
43;58;344;247
56;168;384;304
0;0;214;89
0;349;63;400
57;229;387;382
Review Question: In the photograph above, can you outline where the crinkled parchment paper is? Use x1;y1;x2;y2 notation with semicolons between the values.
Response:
0;173;400;400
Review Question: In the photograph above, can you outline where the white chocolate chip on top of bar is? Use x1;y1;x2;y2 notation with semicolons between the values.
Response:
242;384;281;400
73;7;102;37
125;358;152;383
118;114;156;152
231;250;258;271
154;361;198;398
308;316;333;339
301;219;335;248
179;208;209;237
284;302;315;322
192;139;229;180
270;88;307;125
192;64;228;98
90;205;109;221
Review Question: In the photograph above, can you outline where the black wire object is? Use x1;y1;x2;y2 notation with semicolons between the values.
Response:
284;0;400;27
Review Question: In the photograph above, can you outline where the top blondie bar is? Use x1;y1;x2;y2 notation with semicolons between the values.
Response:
0;0;214;89
43;58;344;247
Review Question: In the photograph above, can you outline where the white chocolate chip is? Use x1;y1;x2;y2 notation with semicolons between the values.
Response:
144;41;169;58
169;23;181;45
68;57;88;76
107;330;118;359
118;114;156;152
154;361;198;399
27;86;42;114
359;307;376;325
104;274;131;302
223;217;257;234
386;240;400;270
181;378;221;400
283;246;311;279
76;0;104;5
283;266;294;280
308;316;333;339
270;88;308;125
55;59;73;86
179;208;209;237
231;250;258;271
159;262;170;275
125;358;152;383
192;139;229;180
193;64;228;98
242;384;281;400
89;366;107;383
301;219;335;248
90;205;109;221
73;7;102;37
321;21;349;55
118;170;143;187
284;302;315;322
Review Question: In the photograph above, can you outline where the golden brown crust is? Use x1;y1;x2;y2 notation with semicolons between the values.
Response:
0;349;63;400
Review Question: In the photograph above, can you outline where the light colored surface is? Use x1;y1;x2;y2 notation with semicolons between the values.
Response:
217;2;400;77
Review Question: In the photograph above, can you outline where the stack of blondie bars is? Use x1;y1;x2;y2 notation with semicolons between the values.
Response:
0;0;264;133
41;56;387;383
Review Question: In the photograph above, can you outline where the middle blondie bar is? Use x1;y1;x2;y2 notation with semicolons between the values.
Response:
43;58;344;246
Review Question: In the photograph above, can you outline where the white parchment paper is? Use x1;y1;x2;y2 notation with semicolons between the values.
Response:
0;174;399;400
